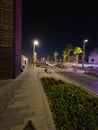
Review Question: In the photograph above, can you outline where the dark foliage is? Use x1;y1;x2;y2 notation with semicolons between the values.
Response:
41;78;98;130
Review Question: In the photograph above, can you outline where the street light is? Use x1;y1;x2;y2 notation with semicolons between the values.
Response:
33;40;39;64
82;39;88;69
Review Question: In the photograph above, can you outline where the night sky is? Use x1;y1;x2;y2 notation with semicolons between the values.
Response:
22;4;98;59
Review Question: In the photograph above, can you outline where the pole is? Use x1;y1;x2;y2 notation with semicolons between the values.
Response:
82;39;88;69
82;41;85;69
33;43;35;54
33;43;35;64
33;40;39;65
33;42;35;65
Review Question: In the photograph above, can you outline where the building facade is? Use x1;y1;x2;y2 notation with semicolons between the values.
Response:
0;0;22;79
89;54;98;64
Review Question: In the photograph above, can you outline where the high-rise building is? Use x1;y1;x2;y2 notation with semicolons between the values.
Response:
0;0;22;79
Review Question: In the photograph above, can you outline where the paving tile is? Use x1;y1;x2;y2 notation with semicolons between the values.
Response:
0;67;56;130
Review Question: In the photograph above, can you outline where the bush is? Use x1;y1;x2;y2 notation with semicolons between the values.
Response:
36;64;40;67
41;78;98;130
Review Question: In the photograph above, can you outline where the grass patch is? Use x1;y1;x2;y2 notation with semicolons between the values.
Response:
41;77;98;130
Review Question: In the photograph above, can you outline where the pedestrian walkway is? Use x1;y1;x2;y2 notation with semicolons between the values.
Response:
0;66;56;130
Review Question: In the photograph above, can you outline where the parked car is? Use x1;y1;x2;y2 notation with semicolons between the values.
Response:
84;66;96;74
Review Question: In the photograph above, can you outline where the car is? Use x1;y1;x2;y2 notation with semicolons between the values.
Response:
85;66;96;74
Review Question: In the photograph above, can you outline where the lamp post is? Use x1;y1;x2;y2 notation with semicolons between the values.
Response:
82;39;88;69
33;40;39;65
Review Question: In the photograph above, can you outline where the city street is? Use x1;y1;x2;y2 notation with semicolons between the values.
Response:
54;67;98;96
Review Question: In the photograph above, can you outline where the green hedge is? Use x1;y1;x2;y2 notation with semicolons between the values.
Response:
41;78;98;130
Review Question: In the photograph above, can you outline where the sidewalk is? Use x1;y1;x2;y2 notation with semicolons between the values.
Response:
0;66;56;130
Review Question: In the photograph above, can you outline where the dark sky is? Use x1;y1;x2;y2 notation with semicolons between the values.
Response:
22;4;98;59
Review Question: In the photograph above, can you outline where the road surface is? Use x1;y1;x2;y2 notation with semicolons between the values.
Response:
53;67;98;96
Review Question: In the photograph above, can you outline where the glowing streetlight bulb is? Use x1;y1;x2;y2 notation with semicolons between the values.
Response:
34;40;39;46
84;39;88;43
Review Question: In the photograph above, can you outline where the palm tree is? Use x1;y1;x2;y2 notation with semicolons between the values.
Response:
90;48;98;56
62;50;68;62
73;47;82;69
66;43;73;67
54;51;59;62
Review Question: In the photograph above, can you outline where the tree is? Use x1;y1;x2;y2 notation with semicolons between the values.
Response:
54;51;59;62
90;48;98;56
66;43;73;62
73;47;82;69
65;43;73;67
62;50;68;62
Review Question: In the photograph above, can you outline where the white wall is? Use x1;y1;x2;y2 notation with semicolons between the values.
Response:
88;54;98;64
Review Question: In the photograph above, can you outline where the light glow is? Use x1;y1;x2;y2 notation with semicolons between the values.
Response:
34;40;39;45
84;39;88;43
